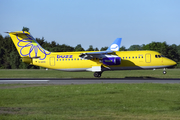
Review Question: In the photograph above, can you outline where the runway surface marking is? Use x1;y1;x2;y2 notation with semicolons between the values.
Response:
0;80;49;82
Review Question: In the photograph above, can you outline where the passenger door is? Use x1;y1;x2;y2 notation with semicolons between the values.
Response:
49;57;55;66
145;53;151;63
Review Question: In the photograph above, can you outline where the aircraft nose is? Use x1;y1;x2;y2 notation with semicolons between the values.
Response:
168;59;177;66
163;58;177;67
171;60;177;66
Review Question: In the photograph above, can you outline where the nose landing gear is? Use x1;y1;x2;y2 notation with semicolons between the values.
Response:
163;71;167;74
163;68;167;74
94;72;102;77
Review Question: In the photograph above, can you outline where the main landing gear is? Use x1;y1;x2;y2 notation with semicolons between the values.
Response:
163;68;167;74
94;72;102;78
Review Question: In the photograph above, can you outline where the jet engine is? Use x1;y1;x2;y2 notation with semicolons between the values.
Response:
102;57;121;65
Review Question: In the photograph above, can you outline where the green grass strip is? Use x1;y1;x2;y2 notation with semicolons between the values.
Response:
0;69;180;78
0;83;180;119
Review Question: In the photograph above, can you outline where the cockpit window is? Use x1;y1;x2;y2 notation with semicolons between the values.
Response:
155;55;162;58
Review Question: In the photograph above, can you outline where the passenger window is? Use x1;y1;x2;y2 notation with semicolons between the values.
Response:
132;57;134;59
126;57;127;59
129;57;130;59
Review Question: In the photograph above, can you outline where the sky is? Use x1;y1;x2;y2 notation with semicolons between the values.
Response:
0;0;180;50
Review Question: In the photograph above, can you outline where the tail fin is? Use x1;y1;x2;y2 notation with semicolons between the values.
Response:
106;38;122;51
6;31;50;60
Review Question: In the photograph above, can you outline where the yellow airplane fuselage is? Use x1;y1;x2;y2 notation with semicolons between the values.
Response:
31;50;176;71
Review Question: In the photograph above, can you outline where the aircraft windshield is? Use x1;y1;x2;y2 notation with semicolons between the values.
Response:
155;54;165;58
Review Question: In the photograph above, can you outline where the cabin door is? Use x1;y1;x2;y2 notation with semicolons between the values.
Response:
49;57;55;66
145;53;151;63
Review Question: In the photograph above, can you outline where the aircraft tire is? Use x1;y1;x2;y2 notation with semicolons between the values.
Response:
94;72;102;77
163;71;167;74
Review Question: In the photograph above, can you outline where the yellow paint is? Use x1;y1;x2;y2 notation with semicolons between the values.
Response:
49;57;55;66
8;31;177;75
33;50;176;71
8;31;50;59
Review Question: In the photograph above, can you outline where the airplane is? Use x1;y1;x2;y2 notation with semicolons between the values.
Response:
6;31;176;77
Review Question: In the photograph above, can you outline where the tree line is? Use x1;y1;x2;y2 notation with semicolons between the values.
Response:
0;28;180;69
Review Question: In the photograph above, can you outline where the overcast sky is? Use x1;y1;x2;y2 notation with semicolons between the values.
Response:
1;0;180;49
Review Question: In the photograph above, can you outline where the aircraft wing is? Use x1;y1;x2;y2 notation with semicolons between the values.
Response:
79;51;115;59
79;38;122;59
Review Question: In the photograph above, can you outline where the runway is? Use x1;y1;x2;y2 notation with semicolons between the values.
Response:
1;78;180;84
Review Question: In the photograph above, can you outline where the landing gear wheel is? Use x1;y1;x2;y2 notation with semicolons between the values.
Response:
163;71;167;74
94;72;102;78
163;68;167;75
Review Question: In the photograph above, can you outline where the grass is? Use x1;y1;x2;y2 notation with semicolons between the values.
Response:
0;69;180;78
0;83;180;119
0;69;180;119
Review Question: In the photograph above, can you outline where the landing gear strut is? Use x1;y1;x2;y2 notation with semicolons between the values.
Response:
163;68;167;74
94;72;102;78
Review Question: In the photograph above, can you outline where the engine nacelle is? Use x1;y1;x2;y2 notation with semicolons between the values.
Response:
102;57;121;65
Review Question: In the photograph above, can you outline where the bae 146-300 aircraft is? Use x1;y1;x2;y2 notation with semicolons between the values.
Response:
7;31;176;77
